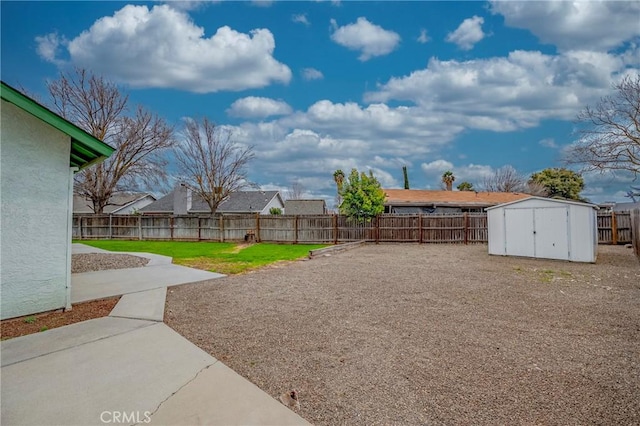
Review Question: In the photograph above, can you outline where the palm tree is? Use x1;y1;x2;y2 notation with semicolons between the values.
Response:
333;169;345;192
333;169;345;209
442;170;455;191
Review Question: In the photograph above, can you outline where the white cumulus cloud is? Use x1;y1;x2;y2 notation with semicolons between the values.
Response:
162;1;206;11
330;17;401;61
292;13;310;26
251;0;273;7
227;97;293;119
446;15;485;50
490;0;640;52
301;67;324;80
417;29;430;44
421;160;454;174
36;4;291;93
420;160;496;189
35;32;65;64
366;49;639;131
539;138;559;149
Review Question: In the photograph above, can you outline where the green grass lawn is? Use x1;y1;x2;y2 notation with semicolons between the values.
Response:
76;240;327;274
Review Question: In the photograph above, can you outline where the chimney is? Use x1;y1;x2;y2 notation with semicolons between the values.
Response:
174;183;192;215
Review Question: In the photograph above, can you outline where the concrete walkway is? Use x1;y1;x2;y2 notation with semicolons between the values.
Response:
1;244;309;426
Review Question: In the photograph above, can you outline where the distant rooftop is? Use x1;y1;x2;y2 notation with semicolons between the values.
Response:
384;189;531;207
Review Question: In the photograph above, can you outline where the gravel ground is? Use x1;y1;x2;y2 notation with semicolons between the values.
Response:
165;244;640;425
71;253;149;273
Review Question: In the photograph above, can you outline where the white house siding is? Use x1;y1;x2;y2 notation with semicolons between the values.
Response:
261;195;285;215
113;196;155;214
1;100;72;319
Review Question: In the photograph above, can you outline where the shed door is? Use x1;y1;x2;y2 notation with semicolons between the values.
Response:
534;207;569;260
504;208;535;257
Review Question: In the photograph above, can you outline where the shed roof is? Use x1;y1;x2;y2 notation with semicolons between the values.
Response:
384;189;531;207
1;81;115;170
485;196;599;211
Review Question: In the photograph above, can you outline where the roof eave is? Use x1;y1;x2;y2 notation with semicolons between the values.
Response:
1;82;115;169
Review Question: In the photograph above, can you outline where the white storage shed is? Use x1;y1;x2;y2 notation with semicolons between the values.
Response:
486;197;599;263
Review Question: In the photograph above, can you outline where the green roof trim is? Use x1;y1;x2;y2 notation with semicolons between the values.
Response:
1;81;115;170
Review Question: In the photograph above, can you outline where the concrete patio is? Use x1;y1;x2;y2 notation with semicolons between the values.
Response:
0;244;309;426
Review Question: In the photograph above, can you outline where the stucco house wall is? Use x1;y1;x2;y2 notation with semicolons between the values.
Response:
1;100;72;319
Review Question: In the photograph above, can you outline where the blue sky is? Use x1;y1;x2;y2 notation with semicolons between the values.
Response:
2;1;639;205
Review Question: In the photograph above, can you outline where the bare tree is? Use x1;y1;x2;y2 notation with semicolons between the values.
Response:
481;165;548;195
48;68;174;213
175;118;254;214
566;74;640;176
285;180;305;200
481;166;525;192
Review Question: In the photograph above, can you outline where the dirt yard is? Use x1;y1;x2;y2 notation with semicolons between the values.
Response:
165;244;640;425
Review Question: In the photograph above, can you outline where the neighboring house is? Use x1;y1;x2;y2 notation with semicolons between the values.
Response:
613;201;640;212
284;199;327;215
73;193;156;215
1;82;114;320
140;185;284;215
384;189;532;214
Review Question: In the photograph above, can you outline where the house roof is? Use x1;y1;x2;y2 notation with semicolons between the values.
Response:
74;193;155;214
384;189;531;207
140;189;282;214
613;201;640;212
218;190;282;213
485;196;599;211
1;81;115;170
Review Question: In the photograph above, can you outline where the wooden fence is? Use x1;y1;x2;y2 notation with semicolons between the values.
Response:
72;211;632;245
631;209;640;259
596;211;632;244
72;213;489;244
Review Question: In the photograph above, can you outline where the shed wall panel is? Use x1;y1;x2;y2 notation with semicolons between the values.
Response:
504;209;535;257
487;197;597;263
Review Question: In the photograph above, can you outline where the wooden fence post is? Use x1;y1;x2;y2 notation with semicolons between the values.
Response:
108;215;113;239
256;213;261;242
198;217;202;241
375;215;380;244
170;216;174;241
219;215;224;242
463;212;469;245
79;216;84;240
138;215;142;240
418;214;423;244
612;211;618;245
333;214;338;245
631;209;640;258
294;215;299;244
